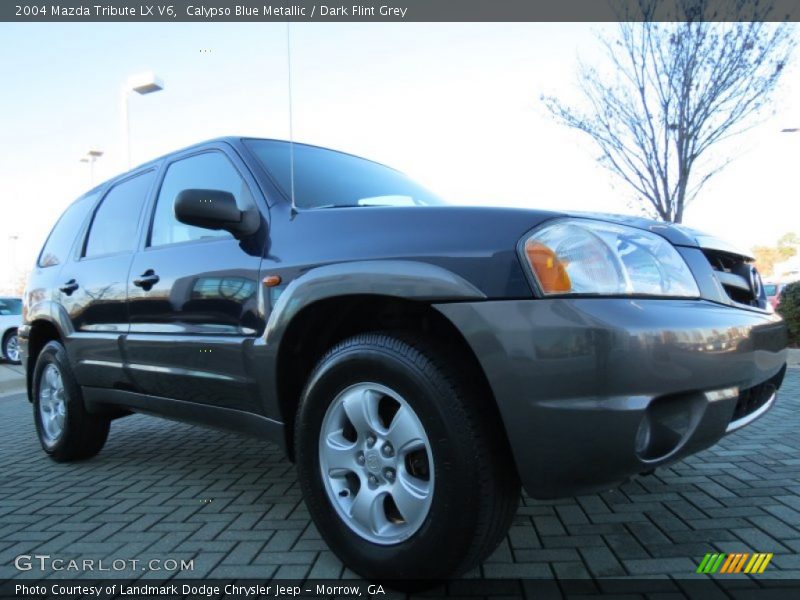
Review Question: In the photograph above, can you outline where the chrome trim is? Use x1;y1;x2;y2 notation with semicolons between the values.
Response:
80;359;240;382
693;234;754;260
81;359;124;369
726;391;777;433
705;386;739;402
127;363;239;382
714;271;750;292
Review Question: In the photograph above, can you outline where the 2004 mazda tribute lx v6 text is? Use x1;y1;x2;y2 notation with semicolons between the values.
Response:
20;138;787;581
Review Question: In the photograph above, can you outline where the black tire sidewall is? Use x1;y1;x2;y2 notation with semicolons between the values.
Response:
296;342;481;580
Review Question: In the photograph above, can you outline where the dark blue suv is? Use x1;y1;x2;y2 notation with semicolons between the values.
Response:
20;137;787;580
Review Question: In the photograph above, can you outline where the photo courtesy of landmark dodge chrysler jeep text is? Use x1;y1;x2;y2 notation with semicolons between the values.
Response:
19;138;788;581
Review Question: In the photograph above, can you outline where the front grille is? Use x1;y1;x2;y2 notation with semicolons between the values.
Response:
703;249;765;309
730;366;785;423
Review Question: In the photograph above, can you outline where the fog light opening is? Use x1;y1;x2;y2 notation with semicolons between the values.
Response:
635;392;703;462
635;415;652;455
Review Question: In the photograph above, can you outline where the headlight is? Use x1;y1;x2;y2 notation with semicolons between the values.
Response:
520;219;699;297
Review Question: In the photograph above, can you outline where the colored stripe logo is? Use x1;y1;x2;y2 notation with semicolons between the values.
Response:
697;552;773;574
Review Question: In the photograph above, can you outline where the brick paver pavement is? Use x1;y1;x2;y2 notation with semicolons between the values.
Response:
0;371;798;583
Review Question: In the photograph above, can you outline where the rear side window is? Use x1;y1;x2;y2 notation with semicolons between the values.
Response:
84;171;155;258
38;194;96;267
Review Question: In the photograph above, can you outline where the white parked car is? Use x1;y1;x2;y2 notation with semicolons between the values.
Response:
0;297;22;364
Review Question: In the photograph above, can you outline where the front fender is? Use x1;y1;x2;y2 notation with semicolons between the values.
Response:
265;259;485;343
253;260;486;422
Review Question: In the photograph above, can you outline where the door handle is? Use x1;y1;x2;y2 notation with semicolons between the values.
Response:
133;270;160;291
59;279;79;295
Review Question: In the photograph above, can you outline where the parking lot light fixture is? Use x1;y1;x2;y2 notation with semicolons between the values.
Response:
79;149;103;185
121;72;165;168
128;72;164;96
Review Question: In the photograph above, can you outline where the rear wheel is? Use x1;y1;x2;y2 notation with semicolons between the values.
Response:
2;330;20;364
32;341;110;461
295;332;520;581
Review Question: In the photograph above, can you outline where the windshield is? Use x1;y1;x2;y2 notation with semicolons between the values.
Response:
764;284;778;297
0;298;22;316
244;139;445;209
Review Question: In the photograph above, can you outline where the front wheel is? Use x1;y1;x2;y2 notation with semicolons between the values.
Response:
32;341;110;461
295;333;520;581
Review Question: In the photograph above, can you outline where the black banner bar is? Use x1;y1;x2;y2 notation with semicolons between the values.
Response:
3;578;800;599
3;0;800;23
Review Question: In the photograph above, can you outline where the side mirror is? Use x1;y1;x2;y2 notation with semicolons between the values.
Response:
174;189;259;238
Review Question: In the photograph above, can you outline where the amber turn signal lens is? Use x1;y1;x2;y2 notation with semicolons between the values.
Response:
262;275;282;287
525;240;571;294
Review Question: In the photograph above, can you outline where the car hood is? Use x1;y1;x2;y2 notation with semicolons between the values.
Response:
307;204;751;260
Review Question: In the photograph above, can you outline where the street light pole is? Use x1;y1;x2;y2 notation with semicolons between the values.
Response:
121;72;165;169
80;150;104;185
121;88;131;169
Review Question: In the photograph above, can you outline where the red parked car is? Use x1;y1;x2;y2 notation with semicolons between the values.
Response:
765;282;785;310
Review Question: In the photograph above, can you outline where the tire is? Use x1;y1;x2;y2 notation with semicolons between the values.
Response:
2;329;20;364
32;340;110;461
295;332;520;582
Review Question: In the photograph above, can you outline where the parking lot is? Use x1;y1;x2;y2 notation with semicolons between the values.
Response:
1;362;799;586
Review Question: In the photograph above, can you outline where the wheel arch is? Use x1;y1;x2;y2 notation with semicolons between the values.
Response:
262;261;487;450
273;293;508;462
1;325;18;343
24;318;64;403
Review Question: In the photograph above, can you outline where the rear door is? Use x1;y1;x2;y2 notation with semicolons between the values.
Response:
58;169;156;389
125;147;267;412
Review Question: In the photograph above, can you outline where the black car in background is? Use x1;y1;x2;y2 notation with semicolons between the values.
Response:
19;138;787;580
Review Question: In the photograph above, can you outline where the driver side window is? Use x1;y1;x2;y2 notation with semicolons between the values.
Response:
150;152;253;247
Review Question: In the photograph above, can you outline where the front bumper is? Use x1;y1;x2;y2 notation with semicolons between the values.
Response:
434;298;787;499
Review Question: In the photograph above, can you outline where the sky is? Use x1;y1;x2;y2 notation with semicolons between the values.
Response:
1;22;798;291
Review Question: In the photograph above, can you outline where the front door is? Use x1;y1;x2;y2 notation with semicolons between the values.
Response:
125;149;266;412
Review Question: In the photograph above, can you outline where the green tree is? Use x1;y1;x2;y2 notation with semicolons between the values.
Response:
777;232;799;259
753;246;783;278
777;281;800;346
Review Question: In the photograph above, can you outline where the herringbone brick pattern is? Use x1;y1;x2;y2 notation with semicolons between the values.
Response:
0;372;798;581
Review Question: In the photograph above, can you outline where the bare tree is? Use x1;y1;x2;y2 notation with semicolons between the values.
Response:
543;4;795;223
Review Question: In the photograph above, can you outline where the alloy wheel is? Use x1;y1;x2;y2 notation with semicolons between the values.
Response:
318;382;434;545
5;334;19;363
39;364;66;444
